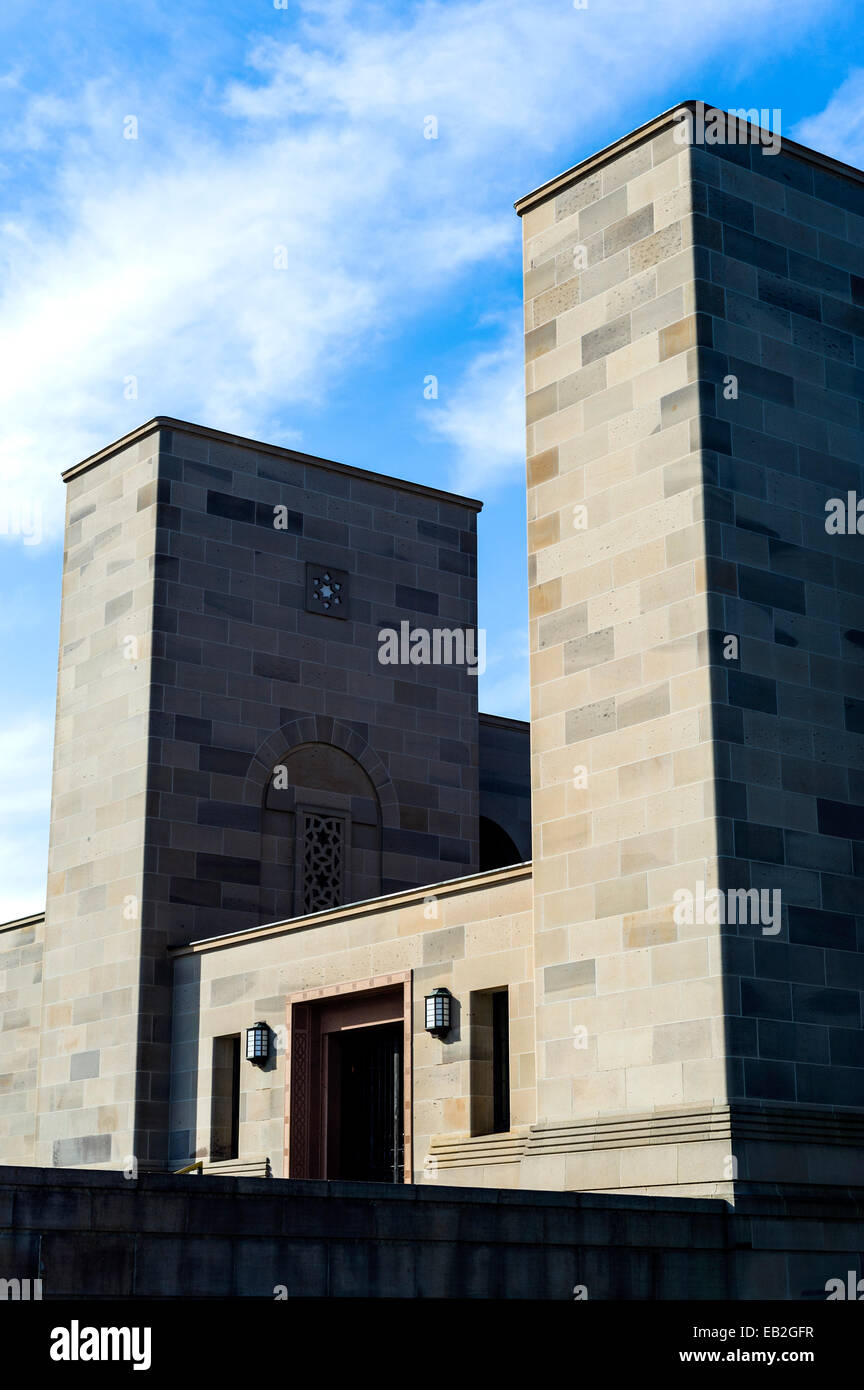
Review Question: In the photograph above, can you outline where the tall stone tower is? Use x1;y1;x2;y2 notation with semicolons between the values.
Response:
519;103;864;1194
35;421;482;1169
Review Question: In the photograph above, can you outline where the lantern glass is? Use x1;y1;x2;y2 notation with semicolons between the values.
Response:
425;989;451;1035
246;1022;269;1063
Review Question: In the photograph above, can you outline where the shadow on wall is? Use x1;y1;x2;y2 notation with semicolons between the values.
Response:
167;951;202;1171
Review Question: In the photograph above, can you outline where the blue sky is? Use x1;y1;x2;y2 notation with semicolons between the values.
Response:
1;0;863;916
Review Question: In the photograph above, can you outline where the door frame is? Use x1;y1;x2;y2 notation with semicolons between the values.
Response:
284;971;412;1183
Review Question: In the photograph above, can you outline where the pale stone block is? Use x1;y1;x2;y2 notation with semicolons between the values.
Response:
589;654;644;700
540;886;594;930
605;331;660;387
593;798;647;846
596;947;651;993
620;1141;678;1187
625;1060;684;1109
570;1069;626;1114
564;1147;624;1190
681;1059;729;1106
597;1025;653;1070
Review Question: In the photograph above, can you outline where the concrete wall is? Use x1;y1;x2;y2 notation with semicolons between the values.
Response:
168;865;534;1176
2;1163;863;1299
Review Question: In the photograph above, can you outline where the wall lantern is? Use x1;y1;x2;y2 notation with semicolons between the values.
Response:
425;988;452;1038
245;1021;270;1065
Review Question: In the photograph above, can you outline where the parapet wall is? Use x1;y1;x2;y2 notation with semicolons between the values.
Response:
1;1164;863;1299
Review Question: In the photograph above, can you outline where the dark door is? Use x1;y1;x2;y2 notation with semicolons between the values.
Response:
336;1022;403;1182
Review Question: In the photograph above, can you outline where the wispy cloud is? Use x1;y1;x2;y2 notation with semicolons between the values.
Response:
423;329;525;496
0;0;824;543
0;713;52;920
793;68;864;168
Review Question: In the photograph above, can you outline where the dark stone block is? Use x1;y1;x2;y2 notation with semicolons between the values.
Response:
743;1057;796;1100
818;798;864;841
40;1231;135;1297
235;1237;328;1297
823;294;864;339
393;680;438;710
439;837;471;864
196;744;250;778
381;828;440;858
792;985;860;1028
812;167;864;217
174;715;213;743
796;1063;864;1106
788;906;856;952
196;854;261;885
757;271;821;322
789;250;851;297
754;939;825;986
738;565;806;615
758;1018;829;1064
196;803;259;832
207;490;256;524
708;186;755;231
723;225;788;276
725;1014;758;1055
734;821;784;864
821;873;862;915
830;1027;864;1068
740;977;792;1020
845;698;864;734
713;703;745;744
134;1235;235;1297
252;654;301;681
169;877;221;908
727;671;777;714
394;584;439;616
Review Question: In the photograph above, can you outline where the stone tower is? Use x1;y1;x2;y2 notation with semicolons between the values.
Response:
519;102;864;1194
35;421;483;1169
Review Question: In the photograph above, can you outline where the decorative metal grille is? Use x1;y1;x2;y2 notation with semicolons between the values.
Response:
301;812;344;913
305;563;348;618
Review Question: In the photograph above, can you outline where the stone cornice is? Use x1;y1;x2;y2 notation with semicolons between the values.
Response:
515;99;864;217
61;416;484;512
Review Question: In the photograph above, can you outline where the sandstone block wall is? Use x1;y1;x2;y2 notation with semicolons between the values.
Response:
168;865;533;1178
0;916;44;1165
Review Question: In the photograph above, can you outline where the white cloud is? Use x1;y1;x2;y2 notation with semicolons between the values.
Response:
0;0;825;547
0;713;52;920
423;329;524;495
793;69;864;169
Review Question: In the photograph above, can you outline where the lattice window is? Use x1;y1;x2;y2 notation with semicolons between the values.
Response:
300;811;345;913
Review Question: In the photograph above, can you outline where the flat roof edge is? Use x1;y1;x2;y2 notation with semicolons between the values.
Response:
515;99;864;216
479;711;530;730
62;417;484;512
171;860;532;956
0;911;45;935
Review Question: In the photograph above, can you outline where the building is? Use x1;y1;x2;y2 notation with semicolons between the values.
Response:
1;101;863;1202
